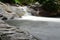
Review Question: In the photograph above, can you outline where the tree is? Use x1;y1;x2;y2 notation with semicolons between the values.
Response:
0;0;36;5
36;0;59;12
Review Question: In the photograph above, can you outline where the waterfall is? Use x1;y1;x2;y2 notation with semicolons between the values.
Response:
19;6;32;16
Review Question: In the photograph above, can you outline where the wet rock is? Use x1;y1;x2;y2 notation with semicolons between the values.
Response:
0;14;3;17
0;20;38;40
0;2;26;20
2;17;7;20
0;2;18;20
0;3;38;40
30;4;58;17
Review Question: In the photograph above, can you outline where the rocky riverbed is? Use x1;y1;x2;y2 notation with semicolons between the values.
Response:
0;20;38;40
0;2;39;40
0;1;60;40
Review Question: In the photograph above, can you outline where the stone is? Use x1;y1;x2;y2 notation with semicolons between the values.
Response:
0;2;26;20
6;17;60;40
2;17;7;20
0;20;38;40
30;4;59;17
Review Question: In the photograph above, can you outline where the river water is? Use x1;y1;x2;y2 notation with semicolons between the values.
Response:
5;6;60;40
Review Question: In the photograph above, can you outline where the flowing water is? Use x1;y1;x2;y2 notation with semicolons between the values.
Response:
5;6;60;40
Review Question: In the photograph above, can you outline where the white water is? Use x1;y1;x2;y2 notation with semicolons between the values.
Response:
20;6;32;16
5;6;60;40
16;6;32;16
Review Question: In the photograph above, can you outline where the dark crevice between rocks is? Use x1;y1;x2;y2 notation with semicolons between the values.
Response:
2;17;7;20
0;37;2;40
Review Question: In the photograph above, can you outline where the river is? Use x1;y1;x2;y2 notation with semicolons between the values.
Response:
4;6;60;40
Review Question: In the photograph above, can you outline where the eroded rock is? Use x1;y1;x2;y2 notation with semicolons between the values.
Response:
0;20;38;40
0;2;27;20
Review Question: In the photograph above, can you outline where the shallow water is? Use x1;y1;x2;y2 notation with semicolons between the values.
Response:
5;19;60;40
4;5;60;40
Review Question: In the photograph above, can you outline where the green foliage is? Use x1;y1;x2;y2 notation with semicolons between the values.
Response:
0;0;59;12
42;1;58;12
14;0;36;5
0;0;36;5
0;0;15;4
36;0;59;12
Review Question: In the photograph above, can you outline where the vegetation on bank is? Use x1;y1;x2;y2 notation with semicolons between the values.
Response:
0;0;36;5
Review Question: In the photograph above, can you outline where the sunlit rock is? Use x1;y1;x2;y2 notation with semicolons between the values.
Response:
0;2;19;20
0;2;26;20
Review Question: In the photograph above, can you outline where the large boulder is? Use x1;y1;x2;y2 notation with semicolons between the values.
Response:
0;2;19;20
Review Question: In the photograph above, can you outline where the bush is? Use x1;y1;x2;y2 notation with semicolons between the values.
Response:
0;0;15;3
0;0;36;5
36;0;59;12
